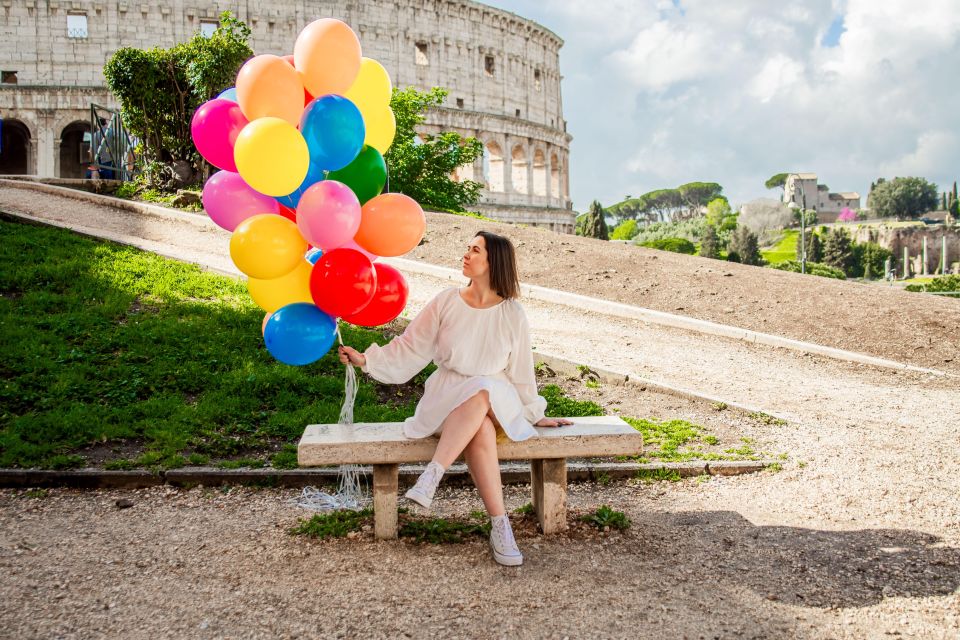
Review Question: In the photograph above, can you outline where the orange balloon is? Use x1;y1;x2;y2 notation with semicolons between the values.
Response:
236;54;305;126
354;194;426;257
294;18;362;97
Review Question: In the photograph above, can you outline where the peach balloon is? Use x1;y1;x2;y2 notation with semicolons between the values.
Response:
236;54;305;126
294;18;362;97
354;193;426;257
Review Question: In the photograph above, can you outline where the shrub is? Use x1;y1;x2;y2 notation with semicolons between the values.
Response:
611;219;639;240
728;226;763;265
631;218;706;244
698;223;721;259
852;241;892;279
837;207;857;222
580;505;631;530
905;274;960;297
822;228;855;275
639;237;696;254
796;230;823;264
771;260;846;279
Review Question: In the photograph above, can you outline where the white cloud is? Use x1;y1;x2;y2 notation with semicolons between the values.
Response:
487;0;960;210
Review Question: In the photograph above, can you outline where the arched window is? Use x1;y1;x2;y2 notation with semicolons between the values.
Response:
511;145;528;195
550;153;560;198
532;148;546;197
483;142;504;193
59;120;91;178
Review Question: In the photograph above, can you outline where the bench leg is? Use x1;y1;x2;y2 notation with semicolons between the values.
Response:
372;463;399;540
530;458;567;534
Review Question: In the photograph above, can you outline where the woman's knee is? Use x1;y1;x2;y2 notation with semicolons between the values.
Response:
466;417;496;452
465;389;490;411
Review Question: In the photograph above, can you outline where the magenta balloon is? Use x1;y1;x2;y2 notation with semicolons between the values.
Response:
202;171;280;231
296;180;362;250
191;98;249;172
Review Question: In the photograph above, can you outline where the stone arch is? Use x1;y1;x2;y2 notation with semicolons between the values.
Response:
483;141;504;193
532;148;546;197
0;119;32;175
58;120;91;178
511;144;528;195
550;152;560;199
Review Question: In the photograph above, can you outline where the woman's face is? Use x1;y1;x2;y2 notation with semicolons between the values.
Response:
462;236;489;279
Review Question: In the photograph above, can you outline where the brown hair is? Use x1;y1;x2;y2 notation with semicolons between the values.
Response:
475;231;520;299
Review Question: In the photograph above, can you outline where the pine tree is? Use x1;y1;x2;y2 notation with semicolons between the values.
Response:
822;228;855;276
728;226;762;265
699;223;720;259
942;192;948;211
582;200;609;240
953;181;958;203
796;231;823;264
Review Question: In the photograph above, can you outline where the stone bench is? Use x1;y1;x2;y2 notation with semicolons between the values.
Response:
297;416;643;540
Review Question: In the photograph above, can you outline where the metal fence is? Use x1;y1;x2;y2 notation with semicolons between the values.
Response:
89;104;138;182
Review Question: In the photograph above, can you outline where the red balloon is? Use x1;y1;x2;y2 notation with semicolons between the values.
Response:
277;204;297;222
342;264;408;327
309;248;376;318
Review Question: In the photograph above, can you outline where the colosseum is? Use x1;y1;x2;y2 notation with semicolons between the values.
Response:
0;0;574;232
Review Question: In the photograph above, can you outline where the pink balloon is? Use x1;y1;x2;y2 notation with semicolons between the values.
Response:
342;237;379;262
202;171;280;231
191;99;249;172
296;180;361;251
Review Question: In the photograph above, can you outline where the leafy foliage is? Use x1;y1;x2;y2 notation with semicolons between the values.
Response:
867;176;939;219
699;224;721;259
399;513;489;543
771;260;846;279
540;385;604;417
639;237;696;255
727;226;763;265
904;275;960;297
385;87;484;212
631;218;706;245
577;200;609;240
822;227;856;275
290;509;372;539
837;207;857;222
765;173;788;190
580;505;631;531
851;241;892;279
795;230;823;264
103;12;252;180
605;182;724;223
611;218;640;241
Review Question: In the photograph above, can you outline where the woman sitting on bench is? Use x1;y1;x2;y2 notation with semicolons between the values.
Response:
338;230;571;566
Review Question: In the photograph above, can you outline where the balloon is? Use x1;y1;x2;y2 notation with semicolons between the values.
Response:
262;312;272;335
305;247;324;264
300;95;365;171
342;263;408;327
309;248;376;318
230;214;308;279
191;99;248;172
218;87;238;102
275;162;325;209
344;58;392;118
354;193;426;257
342;237;378;262
234;117;309;197
326;145;387;205
235;54;305;126
296;180;361;250
263;303;337;366
277;204;297;223
248;260;314;312
202;171;279;231
294;18;362;97
363;105;396;155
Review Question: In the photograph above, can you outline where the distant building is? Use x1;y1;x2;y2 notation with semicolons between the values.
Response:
783;173;860;219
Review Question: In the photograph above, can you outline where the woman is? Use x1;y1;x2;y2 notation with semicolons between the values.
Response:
338;231;572;566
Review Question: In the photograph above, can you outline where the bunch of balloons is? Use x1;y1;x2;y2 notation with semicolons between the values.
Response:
191;18;425;366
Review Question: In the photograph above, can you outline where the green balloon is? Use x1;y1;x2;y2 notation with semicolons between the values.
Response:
327;145;387;205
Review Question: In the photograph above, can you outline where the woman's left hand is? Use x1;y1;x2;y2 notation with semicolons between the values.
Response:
535;418;574;427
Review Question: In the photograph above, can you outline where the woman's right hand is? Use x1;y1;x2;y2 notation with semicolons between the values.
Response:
338;346;366;367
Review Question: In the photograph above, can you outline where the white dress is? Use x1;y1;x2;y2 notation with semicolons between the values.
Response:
361;287;547;441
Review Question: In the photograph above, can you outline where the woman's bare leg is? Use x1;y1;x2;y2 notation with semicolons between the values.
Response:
463;416;506;517
431;390;491;468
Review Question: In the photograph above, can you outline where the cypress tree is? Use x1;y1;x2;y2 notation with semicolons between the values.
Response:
583;200;609;240
699;223;720;259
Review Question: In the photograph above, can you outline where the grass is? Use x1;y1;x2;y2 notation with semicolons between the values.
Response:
289;508;372;539
760;229;798;264
115;183;204;212
514;502;535;515
634;468;681;483
749;412;788;426
580;505;631;531
399;513;490;543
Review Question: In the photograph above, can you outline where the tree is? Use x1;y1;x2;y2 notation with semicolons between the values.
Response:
942;192;949;211
728;226;762;265
822;228;855;275
949;197;960;220
796;231;823;264
866;176;938;219
853;241;892;279
699;223;721;259
103;12;253;186
578;200;609;240
765;173;788;191
385;87;483;212
677;182;724;215
611;219;639;241
739;198;794;234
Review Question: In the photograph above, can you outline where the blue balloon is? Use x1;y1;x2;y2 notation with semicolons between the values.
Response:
217;87;237;102
263;303;336;366
305;248;324;265
275;162;326;209
300;95;365;172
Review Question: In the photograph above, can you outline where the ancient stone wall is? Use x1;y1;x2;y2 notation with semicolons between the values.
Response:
851;225;960;275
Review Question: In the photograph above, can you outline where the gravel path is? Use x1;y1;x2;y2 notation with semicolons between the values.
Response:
1;182;958;637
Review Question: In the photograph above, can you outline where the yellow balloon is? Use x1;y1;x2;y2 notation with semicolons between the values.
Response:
344;58;392;115
248;259;313;312
230;214;307;280
364;106;396;155
234;117;309;197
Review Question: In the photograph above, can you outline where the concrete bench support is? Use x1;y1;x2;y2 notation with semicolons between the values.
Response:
373;464;399;540
531;458;567;534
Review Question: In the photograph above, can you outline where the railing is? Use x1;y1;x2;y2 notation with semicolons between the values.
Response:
89;104;137;182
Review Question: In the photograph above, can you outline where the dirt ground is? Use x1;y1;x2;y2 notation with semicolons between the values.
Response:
410;212;960;375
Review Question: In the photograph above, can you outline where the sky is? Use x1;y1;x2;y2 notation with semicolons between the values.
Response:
484;0;960;212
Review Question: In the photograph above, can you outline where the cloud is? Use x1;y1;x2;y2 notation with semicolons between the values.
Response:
487;0;960;210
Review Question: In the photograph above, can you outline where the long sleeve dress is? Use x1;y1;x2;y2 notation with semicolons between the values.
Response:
361;287;548;441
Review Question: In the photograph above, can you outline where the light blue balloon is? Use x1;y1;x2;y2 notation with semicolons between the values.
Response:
263;303;336;366
300;95;365;172
217;87;238;103
275;162;326;209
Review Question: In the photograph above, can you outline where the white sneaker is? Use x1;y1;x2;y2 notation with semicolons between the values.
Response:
404;461;444;510
489;515;523;566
